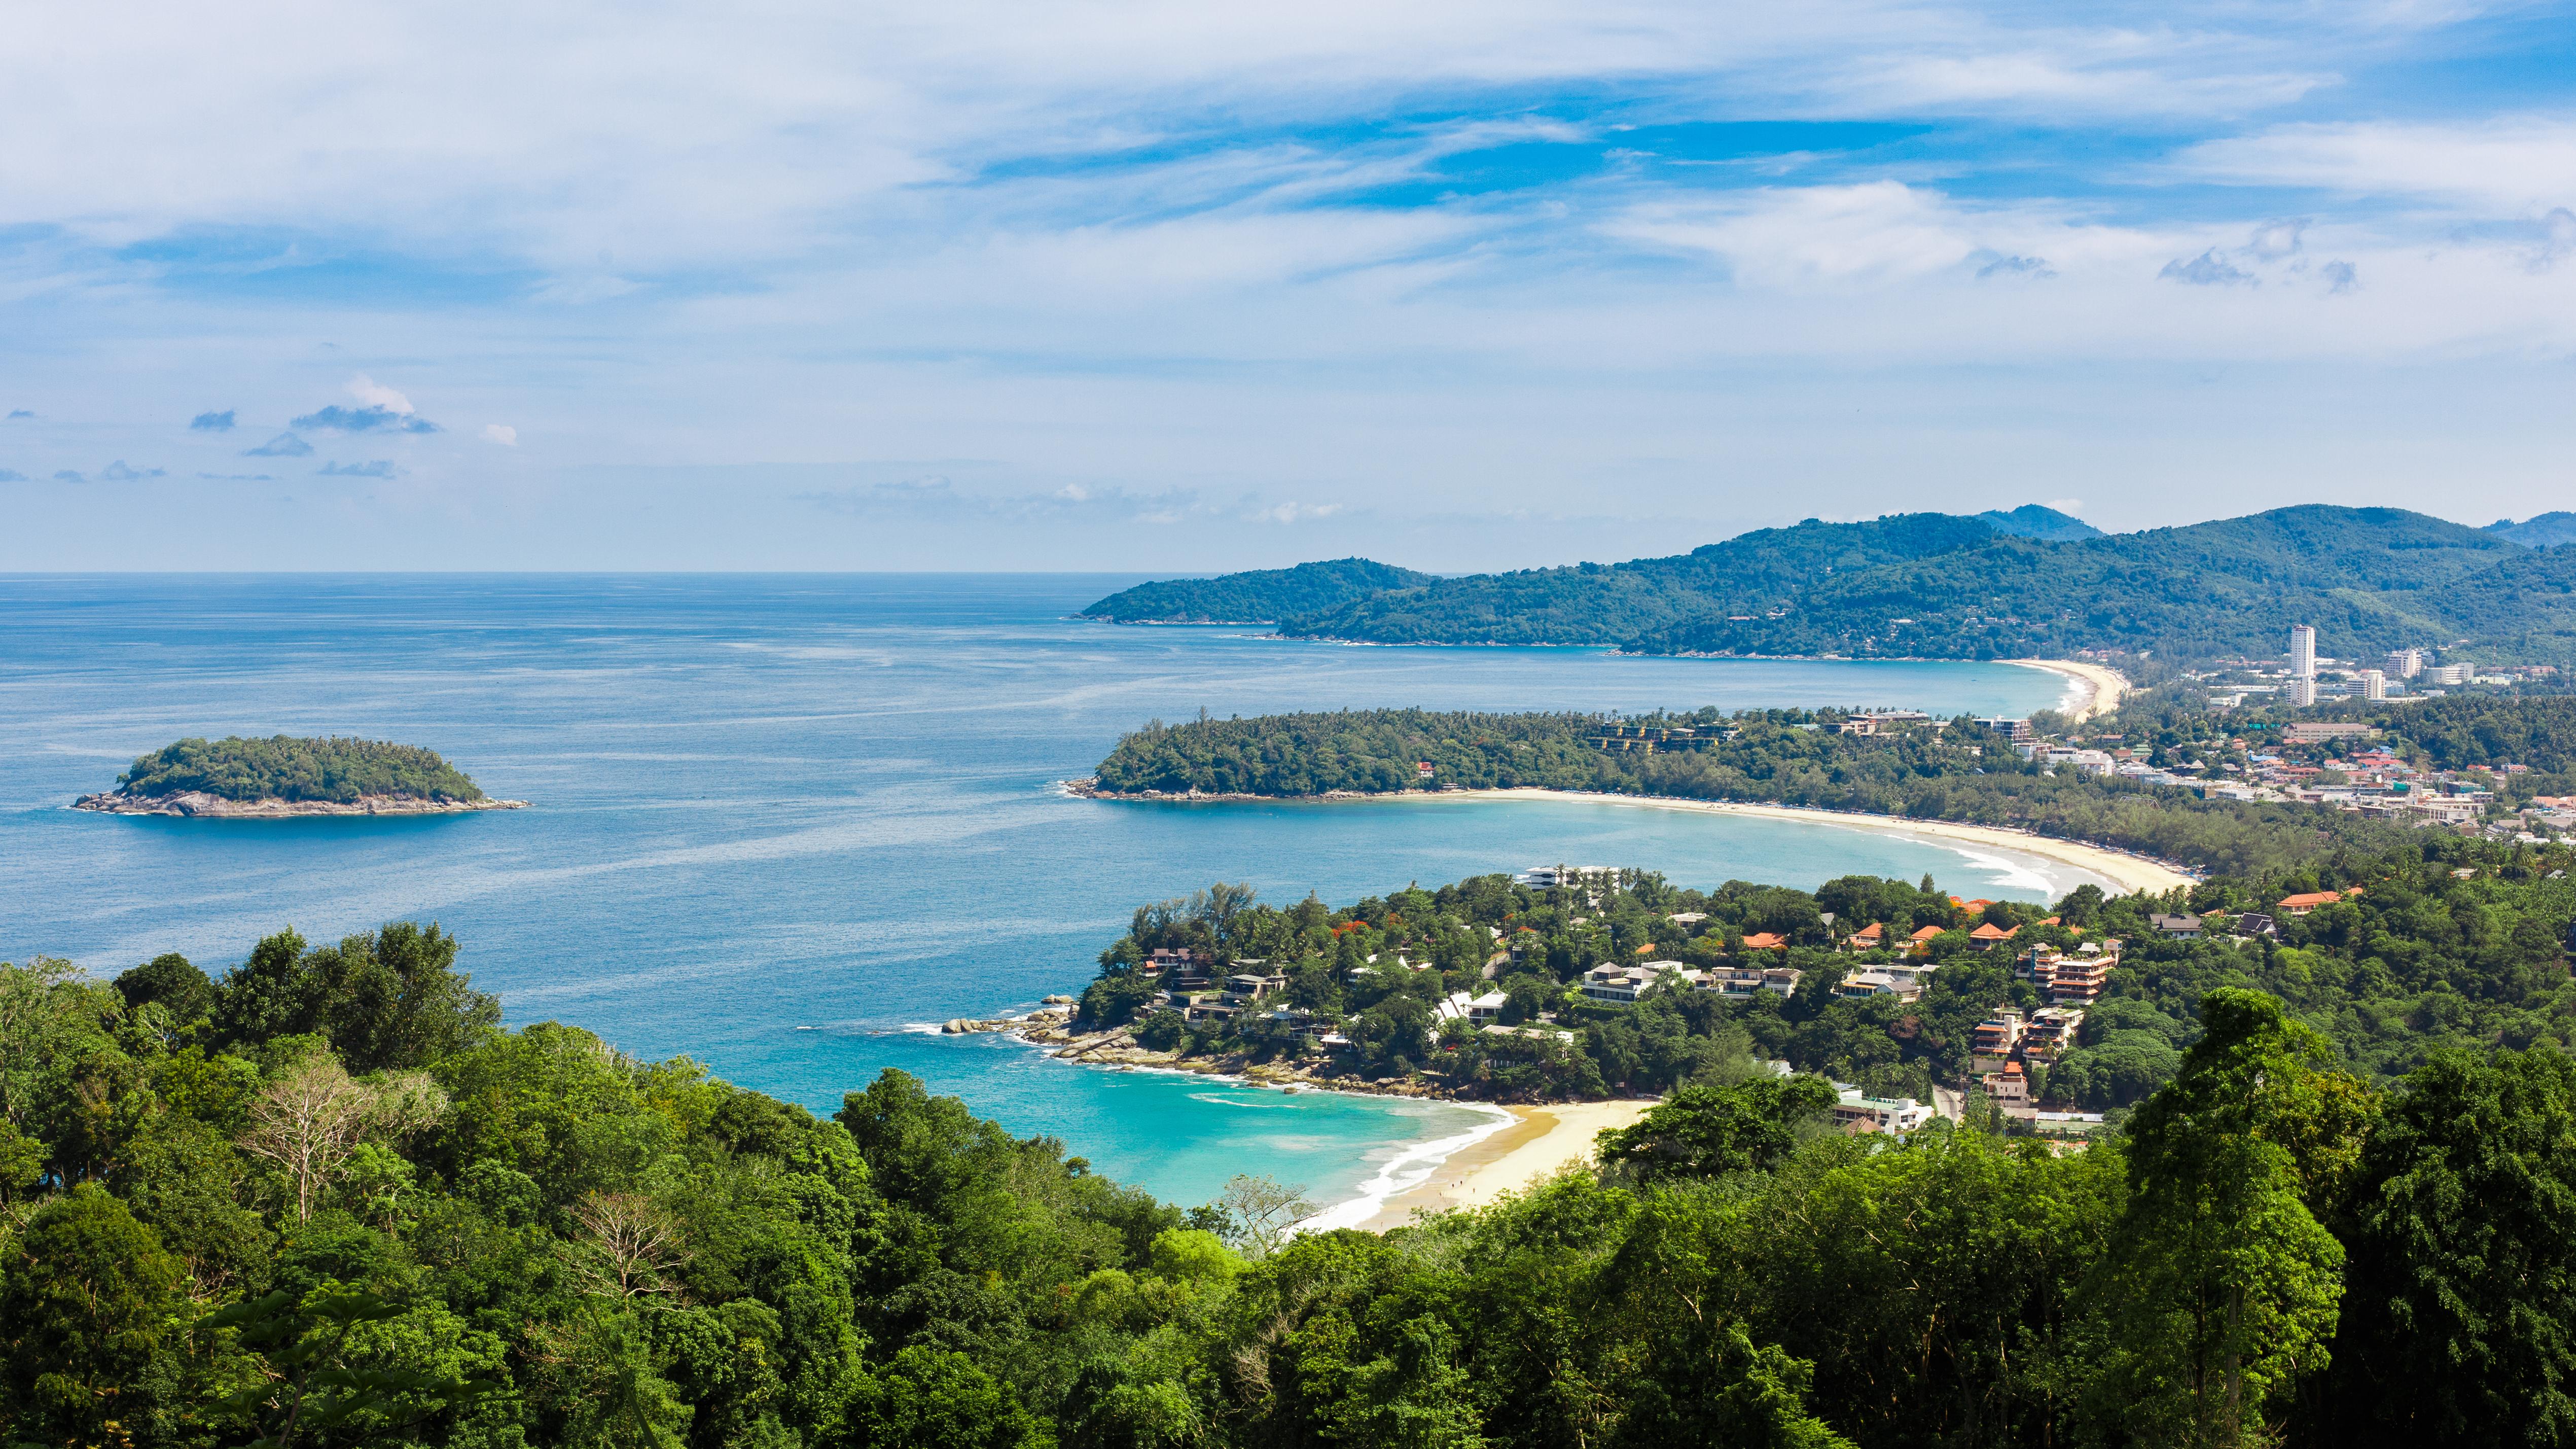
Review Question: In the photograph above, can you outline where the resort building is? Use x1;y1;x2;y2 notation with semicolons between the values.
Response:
1581;960;1701;1004
1833;1088;1934;1135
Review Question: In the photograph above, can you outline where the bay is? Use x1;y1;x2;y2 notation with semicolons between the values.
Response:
0;573;2080;1215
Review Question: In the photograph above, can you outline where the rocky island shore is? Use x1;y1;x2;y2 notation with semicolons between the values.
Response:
74;790;527;818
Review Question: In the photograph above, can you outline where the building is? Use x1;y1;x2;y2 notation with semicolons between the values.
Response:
1975;717;2033;743
2290;624;2317;680
1581;960;1699;1004
1833;964;1937;1002
1515;864;1619;890
1980;1061;2033;1119
2148;912;2204;939
2286;722;2376;744
1705;966;1803;1000
2423;663;2474;686
1844;922;1885;950
2276;890;2344;915
1739;931;1788;951
1833;1088;1935;1135
1222;972;1287;1005
2287;675;2319;706
2359;668;2387;702
1971;1010;2025;1070
2042;747;2116;775
2386;648;2423;680
2020;1007;2086;1063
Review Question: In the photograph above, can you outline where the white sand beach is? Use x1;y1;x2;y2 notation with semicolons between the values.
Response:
1355;1098;1655;1230
2006;658;2129;720
1428;788;2194;894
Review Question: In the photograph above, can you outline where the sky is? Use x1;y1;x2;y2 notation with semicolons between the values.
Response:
4;0;2574;571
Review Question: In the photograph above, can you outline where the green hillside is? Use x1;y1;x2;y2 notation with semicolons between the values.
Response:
1267;505;2575;664
1079;556;1435;622
116;735;486;803
1975;503;2102;540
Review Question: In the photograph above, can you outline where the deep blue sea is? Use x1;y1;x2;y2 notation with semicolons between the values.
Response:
0;574;2080;1216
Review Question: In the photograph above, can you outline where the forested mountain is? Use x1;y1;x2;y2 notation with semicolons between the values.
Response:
1079;506;2576;663
116;736;487;803
2490;511;2576;547
1078;557;1435;622
1975;503;2102;540
12;830;2576;1447
1273;505;2574;663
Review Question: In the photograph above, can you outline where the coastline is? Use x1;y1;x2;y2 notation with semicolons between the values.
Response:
1349;1099;1655;1230
1430;789;2191;894
73;791;528;818
1068;781;2194;895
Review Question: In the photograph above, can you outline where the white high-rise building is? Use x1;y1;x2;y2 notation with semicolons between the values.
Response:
2360;669;2387;702
2385;648;2423;680
2289;625;2317;679
2288;675;2319;706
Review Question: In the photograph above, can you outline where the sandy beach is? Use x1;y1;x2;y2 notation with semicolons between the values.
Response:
2006;658;2129;721
1429;788;2194;894
1353;1099;1654;1229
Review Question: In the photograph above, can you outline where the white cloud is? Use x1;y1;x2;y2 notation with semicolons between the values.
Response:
1251;501;1344;523
348;373;416;415
480;423;518;445
2173;118;2576;211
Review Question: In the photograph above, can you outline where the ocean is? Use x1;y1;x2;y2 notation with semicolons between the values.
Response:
0;573;2081;1216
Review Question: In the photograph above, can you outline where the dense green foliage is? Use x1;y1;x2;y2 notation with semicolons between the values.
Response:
16;898;2576;1446
1976;504;2103;540
2491;511;2576;548
1079;558;1436;623
118;736;488;804
1217;505;2576;664
1092;706;2417;876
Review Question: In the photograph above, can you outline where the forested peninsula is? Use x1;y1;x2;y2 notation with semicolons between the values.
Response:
15;852;2576;1446
1086;705;2348;877
1079;557;1435;623
75;735;525;817
1089;504;2576;664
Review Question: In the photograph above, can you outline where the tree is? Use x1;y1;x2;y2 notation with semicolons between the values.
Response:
844;1346;1042;1449
0;1187;185;1446
2090;989;2355;1446
115;952;216;1023
1207;1175;1314;1261
199;1286;493;1449
239;1052;444;1220
566;1192;690;1301
2328;1047;2576;1443
1596;1076;1839;1181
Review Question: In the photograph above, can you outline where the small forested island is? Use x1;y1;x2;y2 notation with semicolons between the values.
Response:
74;734;526;817
14;865;2576;1445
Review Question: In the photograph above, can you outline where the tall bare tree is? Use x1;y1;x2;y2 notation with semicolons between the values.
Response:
239;1053;444;1220
564;1192;689;1301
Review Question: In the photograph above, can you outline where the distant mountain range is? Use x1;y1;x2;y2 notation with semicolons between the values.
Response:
1082;505;2576;665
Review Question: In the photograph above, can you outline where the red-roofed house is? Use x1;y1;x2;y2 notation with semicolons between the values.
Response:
2276;891;2343;915
1740;932;1788;951
1969;922;2018;944
1845;922;1884;948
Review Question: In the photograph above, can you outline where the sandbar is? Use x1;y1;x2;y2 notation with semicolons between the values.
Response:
1355;1099;1654;1229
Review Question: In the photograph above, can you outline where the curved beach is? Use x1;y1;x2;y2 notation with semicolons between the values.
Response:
1401;789;2191;894
1352;1100;1655;1230
2006;658;2128;721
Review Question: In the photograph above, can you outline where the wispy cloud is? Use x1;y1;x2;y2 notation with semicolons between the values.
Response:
244;432;312;457
189;409;235;431
0;469;24;482
480;423;518;446
96;461;166;480
6;411;32;421
53;470;83;483
2160;250;2255;286
318;460;402;478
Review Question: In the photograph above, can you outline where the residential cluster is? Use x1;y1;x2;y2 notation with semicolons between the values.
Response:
2194;625;2554;710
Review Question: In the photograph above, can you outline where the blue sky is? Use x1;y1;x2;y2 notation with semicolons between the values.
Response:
4;0;2574;570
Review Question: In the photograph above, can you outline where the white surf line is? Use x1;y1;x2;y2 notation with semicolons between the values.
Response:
1292;1102;1518;1236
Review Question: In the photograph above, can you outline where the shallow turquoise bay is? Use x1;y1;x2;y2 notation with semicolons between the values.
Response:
0;574;2085;1214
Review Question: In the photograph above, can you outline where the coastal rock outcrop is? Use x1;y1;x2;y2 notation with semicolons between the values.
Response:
74;791;529;818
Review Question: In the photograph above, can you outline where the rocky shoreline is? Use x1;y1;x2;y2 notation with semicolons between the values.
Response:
945;997;1467;1101
73;791;529;818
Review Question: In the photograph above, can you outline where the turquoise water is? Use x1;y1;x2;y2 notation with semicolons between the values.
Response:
0;574;2077;1214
